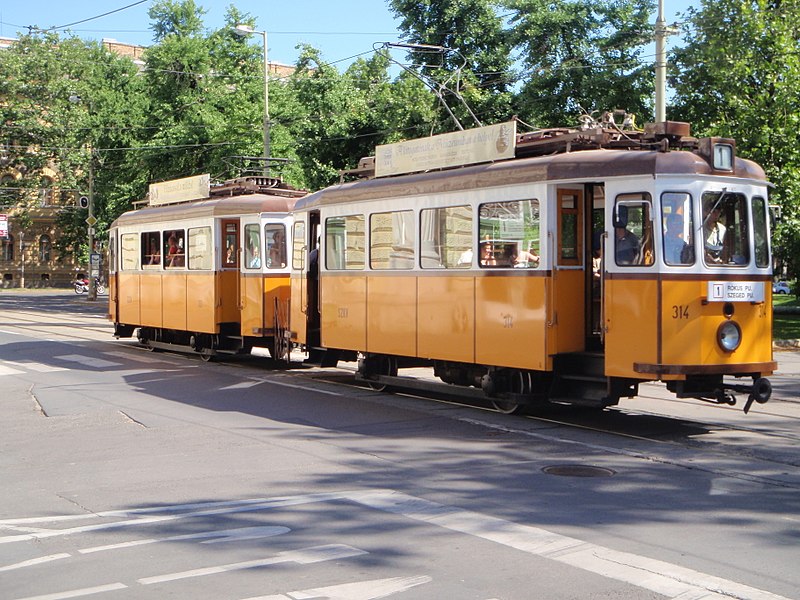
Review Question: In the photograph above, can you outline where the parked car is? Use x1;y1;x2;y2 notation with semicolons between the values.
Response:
773;281;792;294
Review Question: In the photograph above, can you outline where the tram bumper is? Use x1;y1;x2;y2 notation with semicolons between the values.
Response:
666;374;773;414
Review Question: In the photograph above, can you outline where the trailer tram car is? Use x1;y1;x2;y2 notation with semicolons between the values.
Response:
288;119;776;414
109;176;304;360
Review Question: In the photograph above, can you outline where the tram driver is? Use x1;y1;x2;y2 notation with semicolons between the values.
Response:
703;202;727;263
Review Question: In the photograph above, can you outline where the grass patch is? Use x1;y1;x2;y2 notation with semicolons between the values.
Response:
773;293;800;308
774;315;800;340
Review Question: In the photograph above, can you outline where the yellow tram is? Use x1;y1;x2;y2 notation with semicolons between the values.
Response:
288;119;776;413
109;176;304;360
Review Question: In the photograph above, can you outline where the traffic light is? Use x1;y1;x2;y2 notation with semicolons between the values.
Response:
79;196;89;209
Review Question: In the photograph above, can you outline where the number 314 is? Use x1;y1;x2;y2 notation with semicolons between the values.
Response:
672;305;689;319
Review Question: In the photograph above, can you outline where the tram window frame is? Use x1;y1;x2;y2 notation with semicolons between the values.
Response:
109;234;117;274
701;191;750;267
660;192;695;267
120;233;140;271
325;215;365;271
369;210;414;270
265;224;287;269
292;221;306;270
141;231;161;268
243;224;262;270
223;222;239;268
163;229;186;269
188;226;212;270
419;205;472;269
478;199;540;269
613;193;654;267
752;196;770;268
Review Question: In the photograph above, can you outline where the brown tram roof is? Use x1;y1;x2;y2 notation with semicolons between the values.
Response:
296;148;766;210
112;193;301;228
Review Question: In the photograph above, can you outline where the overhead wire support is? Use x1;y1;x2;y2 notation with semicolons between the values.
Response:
379;42;482;131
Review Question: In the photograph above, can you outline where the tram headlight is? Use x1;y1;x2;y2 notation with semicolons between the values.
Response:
717;321;742;353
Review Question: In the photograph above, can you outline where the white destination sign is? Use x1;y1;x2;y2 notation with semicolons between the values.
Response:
149;174;210;206
375;121;516;178
707;281;765;302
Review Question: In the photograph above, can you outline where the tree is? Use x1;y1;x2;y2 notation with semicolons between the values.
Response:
388;0;514;128
670;0;800;278
506;0;655;127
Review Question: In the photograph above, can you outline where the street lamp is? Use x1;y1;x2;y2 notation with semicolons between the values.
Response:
234;24;271;176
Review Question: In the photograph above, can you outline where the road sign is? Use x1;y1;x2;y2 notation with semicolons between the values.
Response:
86;215;97;227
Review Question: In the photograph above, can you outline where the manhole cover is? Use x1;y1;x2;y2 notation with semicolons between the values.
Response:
542;465;616;478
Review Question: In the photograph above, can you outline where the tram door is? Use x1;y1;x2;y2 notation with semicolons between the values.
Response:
239;217;264;336
289;211;320;348
552;188;585;354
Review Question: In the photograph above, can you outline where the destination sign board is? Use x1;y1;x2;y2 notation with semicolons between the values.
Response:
0;214;7;239
707;281;765;303
374;121;517;178
149;174;210;206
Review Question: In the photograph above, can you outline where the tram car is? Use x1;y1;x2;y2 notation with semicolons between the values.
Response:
288;118;776;414
108;175;304;360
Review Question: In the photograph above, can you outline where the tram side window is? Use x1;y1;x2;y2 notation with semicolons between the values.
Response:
370;210;414;270
164;229;185;269
420;206;471;269
326;215;365;270
613;194;654;267
702;192;749;266
244;224;261;270
120;233;139;270
661;192;695;266
478;199;540;268
292;221;306;270
752;196;770;268
188;226;212;270
141;231;161;267
223;223;238;268
265;224;286;269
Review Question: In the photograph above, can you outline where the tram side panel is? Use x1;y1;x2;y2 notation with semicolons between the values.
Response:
186;271;218;333
417;275;475;364
117;272;142;328
138;274;164;329
604;278;659;378
475;274;548;371
240;273;265;335
162;273;188;331
366;275;418;357
320;273;367;351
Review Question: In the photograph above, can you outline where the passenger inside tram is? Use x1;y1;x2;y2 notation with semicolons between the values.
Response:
703;202;727;263
663;213;690;265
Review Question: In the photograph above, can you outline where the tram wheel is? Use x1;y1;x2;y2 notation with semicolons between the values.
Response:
199;348;215;362
365;355;397;392
491;370;530;415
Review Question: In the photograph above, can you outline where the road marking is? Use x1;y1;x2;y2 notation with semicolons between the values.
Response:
0;553;70;572
138;544;367;585
79;525;290;554
243;575;432;600
15;582;128;600
53;355;121;369
101;350;174;364
0;364;25;376
220;381;264;390
263;377;343;396
1;360;67;373
4;491;790;600
350;490;791;600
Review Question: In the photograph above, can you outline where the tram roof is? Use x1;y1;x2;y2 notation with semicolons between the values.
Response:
296;147;766;210
112;193;301;228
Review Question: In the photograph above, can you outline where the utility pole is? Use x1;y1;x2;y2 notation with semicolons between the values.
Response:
654;0;667;122
87;153;97;301
234;24;271;176
19;231;24;289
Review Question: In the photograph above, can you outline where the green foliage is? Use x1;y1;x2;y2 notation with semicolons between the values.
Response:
671;0;800;278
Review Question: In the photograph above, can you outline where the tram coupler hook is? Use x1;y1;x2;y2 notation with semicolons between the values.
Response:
714;389;736;406
743;377;772;414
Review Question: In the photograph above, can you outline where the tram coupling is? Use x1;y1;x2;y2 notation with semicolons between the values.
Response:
729;377;773;414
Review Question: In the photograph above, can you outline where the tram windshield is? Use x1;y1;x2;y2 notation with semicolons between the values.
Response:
701;192;749;266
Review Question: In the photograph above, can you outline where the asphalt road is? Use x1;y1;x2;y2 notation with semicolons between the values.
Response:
1;290;799;600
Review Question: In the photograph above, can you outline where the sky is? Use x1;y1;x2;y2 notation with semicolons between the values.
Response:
1;0;699;70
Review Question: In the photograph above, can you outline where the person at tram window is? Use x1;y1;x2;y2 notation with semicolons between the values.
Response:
166;234;184;267
268;230;286;268
147;240;161;265
513;247;539;267
249;244;261;268
663;213;690;265
704;203;727;263
479;241;496;266
614;225;640;265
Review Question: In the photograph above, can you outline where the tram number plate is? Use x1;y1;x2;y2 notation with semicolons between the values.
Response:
707;281;765;302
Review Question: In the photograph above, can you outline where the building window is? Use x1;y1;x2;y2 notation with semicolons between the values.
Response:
1;234;13;261
39;234;51;263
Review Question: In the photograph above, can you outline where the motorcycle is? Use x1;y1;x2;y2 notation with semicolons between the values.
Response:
74;277;106;295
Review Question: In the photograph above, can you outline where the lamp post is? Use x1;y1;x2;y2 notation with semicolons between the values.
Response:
234;24;271;176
